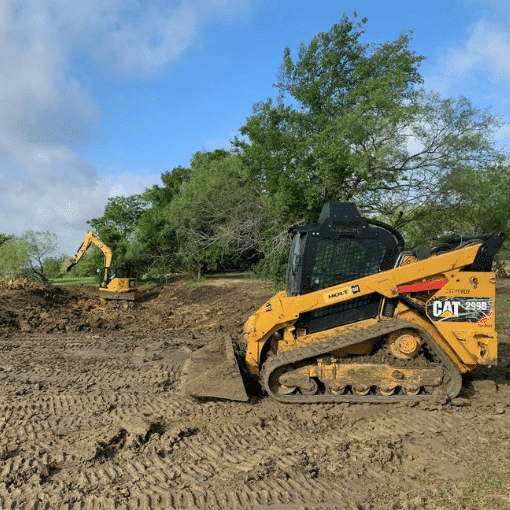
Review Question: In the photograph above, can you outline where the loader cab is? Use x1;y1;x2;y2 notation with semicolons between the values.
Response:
286;203;403;297
285;203;405;334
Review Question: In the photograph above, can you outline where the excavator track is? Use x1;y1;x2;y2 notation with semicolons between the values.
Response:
260;318;462;404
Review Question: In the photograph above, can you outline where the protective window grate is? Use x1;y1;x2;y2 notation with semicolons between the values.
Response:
309;239;386;292
296;293;381;334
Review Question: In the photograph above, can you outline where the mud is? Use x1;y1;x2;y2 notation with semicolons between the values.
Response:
1;278;510;509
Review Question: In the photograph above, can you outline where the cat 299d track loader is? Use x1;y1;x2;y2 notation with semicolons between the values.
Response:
183;203;506;404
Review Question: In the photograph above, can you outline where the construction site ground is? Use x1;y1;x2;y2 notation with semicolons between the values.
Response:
1;278;510;510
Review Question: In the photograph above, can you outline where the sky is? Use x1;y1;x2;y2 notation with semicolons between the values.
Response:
1;0;510;257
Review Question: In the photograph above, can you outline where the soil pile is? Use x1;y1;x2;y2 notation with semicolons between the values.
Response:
0;279;274;337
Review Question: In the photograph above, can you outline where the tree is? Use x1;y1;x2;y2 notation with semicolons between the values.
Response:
233;14;504;229
142;165;191;207
0;238;30;281
365;92;505;230
0;233;15;247
65;250;103;278
443;164;510;234
400;163;510;247
88;195;147;242
20;230;58;281
168;150;284;277
43;255;67;279
134;165;192;279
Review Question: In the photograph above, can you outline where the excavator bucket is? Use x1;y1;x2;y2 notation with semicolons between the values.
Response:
64;258;76;272
183;336;249;402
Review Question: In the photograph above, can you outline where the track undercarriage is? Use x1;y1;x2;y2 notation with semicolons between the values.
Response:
260;319;462;403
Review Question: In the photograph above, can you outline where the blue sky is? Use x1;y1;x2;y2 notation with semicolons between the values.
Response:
1;0;509;256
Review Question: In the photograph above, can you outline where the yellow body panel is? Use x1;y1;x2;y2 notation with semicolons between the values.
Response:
424;272;497;366
104;278;135;293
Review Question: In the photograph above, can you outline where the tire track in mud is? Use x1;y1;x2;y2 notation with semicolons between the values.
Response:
1;328;510;509
1;334;187;396
13;411;495;508
1;405;509;509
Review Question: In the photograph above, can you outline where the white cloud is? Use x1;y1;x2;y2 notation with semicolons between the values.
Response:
448;20;510;82
98;0;253;73
0;0;253;256
426;18;510;97
1;159;160;255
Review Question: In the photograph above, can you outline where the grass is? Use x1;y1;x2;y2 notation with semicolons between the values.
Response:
496;286;510;330
455;441;510;509
49;271;259;288
200;271;255;281
48;276;97;286
182;271;258;290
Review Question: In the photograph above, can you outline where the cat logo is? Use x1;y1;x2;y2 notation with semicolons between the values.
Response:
431;300;460;318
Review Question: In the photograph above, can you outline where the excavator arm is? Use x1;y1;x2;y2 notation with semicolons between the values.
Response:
64;231;113;272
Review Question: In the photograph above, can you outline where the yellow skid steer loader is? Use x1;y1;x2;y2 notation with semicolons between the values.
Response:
184;203;505;403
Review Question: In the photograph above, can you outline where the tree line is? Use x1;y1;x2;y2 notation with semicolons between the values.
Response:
2;14;509;282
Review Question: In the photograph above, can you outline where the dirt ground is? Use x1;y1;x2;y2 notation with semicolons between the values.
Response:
1;278;510;510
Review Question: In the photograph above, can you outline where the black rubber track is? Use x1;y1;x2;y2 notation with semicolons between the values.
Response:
260;318;463;404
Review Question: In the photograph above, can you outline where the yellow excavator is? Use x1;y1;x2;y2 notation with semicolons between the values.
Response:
64;231;137;300
184;203;506;403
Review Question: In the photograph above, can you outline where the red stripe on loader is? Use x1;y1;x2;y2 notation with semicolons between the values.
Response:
397;278;448;293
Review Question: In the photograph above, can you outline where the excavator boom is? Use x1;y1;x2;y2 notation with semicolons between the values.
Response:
65;231;113;272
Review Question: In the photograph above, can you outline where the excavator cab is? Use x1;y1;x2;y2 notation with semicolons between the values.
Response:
99;267;137;299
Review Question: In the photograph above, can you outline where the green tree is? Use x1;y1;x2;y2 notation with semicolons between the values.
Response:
168;150;283;277
86;195;148;275
88;195;146;242
402;163;510;247
43;255;67;279
0;238;30;280
445;164;510;234
234;14;504;230
142;166;191;207
134;165;191;279
66;250;102;278
20;230;58;281
234;14;424;223
0;233;15;247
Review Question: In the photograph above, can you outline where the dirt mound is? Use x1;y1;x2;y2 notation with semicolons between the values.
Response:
0;279;274;337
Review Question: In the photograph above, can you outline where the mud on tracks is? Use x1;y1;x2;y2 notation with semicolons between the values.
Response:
1;279;510;509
